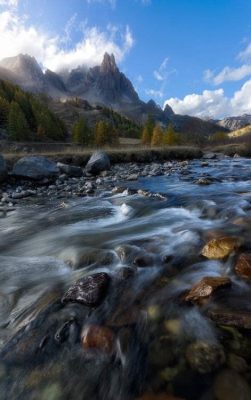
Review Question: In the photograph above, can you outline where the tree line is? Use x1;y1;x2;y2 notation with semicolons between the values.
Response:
0;80;67;141
72;118;120;147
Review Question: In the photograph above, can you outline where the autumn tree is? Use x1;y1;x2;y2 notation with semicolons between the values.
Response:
95;121;119;147
163;123;180;146
72;117;93;146
151;124;163;146
141;116;155;145
8;101;30;141
210;131;228;144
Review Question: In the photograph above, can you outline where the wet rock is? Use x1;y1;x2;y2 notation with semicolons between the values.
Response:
185;276;231;304
0;155;7;181
133;254;155;268
40;383;62;400
235;253;251;279
61;272;110;307
208;309;251;329
12;156;59;180
214;369;251;400
86;151;110;175
194;177;213;185
117;266;136;280
57;162;83;177
81;325;115;353
201;236;240;259
203;152;217;160
186;341;225;373
115;244;141;264
227;353;248;372
127;173;139;181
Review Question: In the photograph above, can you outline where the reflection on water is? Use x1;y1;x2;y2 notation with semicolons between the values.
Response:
0;157;251;400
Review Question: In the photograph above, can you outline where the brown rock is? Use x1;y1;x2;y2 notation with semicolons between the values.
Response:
61;272;110;307
185;276;231;304
186;341;225;373
214;369;251;400
81;325;115;353
201;237;240;259
208;309;251;329
235;253;251;279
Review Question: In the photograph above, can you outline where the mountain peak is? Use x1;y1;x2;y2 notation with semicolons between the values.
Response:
100;53;118;73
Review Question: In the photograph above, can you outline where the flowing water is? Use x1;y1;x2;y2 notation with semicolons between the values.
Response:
0;157;251;400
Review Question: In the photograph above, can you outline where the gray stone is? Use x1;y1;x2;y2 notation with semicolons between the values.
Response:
86;151;110;175
57;162;83;177
12;156;59;180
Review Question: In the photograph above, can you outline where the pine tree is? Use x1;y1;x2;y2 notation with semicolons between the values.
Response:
95;121;117;147
8;101;30;141
141;116;154;145
72;117;93;145
163;123;179;146
151;124;163;146
0;97;10;128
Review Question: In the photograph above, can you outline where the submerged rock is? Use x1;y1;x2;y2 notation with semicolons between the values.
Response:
185;276;231;304
61;272;110;307
201;236;240;259
186;341;225;373
214;369;251;400
81;325;115;353
86;151;110;175
137;394;184;400
235;253;251;279
12;156;59;180
208;309;251;329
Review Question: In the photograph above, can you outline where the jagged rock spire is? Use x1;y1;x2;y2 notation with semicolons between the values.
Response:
100;53;118;73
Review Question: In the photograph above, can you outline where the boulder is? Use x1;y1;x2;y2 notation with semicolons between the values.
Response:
12;156;59;180
81;325;115;353
214;369;251;400
186;341;225;373
201;236;240;259
61;272;110;307
86;151;110;175
0;155;7;181
235;253;251;279
185;276;231;304
57;162;83;177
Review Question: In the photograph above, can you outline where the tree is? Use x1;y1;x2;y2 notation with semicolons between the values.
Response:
8;101;30;141
95;121;118;147
0;97;10;127
163;123;180;146
210;131;228;144
141;115;154;145
151;124;163;146
72;117;93;145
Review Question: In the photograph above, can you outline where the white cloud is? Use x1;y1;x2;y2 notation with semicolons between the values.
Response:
153;57;176;81
0;8;134;71
0;0;18;7
238;42;251;61
164;80;251;119
86;0;116;8
205;64;251;85
146;89;164;98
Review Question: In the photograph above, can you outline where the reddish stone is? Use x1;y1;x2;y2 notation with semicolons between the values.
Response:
235;253;251;279
208;309;251;329
81;325;115;353
185;276;231;304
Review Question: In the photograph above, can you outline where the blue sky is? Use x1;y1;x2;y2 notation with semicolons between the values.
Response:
0;0;251;118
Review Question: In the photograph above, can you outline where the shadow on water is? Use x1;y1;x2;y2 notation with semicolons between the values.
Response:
0;158;251;399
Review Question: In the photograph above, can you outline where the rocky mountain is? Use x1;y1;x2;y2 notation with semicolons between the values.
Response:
0;52;227;136
218;114;251;131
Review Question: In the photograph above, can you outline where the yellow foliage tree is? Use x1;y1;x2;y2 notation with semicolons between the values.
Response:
151;124;163;146
163;123;180;146
141;116;154;145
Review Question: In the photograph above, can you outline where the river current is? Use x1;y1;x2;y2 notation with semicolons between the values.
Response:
0;157;251;400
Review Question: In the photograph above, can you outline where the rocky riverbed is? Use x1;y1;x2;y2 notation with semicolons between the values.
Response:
0;152;251;400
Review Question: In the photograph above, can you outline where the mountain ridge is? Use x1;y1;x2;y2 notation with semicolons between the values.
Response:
0;52;228;136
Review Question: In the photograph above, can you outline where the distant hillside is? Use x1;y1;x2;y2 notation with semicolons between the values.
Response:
218;114;251;131
228;124;251;139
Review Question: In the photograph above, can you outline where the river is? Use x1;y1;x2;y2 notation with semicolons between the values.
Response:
0;156;251;400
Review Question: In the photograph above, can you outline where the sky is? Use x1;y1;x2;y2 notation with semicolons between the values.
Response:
0;0;251;119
